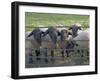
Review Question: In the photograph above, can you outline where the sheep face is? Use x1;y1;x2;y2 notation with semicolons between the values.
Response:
43;27;59;45
69;24;82;37
27;28;44;45
60;29;69;41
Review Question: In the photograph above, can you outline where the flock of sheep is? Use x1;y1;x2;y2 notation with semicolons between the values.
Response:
25;23;89;65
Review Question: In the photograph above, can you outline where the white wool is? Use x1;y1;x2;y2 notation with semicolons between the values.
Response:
78;30;83;34
73;23;82;27
42;34;55;49
25;31;34;40
25;31;40;55
68;35;73;40
57;27;68;32
25;31;31;38
73;31;89;48
42;34;52;42
25;39;34;49
74;31;89;40
40;28;48;32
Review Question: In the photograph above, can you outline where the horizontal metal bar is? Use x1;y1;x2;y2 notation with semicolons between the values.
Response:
25;39;89;41
25;26;89;28
25;48;89;50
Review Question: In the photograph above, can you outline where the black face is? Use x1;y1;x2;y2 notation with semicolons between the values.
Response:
43;27;59;44
60;29;68;41
72;26;79;34
69;25;82;37
27;28;44;45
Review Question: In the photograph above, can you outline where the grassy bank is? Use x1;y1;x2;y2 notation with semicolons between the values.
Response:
25;12;89;31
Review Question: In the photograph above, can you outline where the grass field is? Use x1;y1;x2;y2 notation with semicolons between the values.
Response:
25;12;89;31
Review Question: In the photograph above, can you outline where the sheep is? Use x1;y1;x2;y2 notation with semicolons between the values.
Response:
25;31;35;53
69;23;82;38
26;28;44;62
57;29;78;57
25;31;34;64
40;27;48;32
41;27;60;63
57;27;68;32
84;28;89;36
73;29;89;57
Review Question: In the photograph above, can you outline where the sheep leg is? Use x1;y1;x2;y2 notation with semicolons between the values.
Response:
61;49;64;57
28;53;33;64
51;50;54;57
77;49;81;57
66;50;69;57
86;50;89;56
44;48;48;63
35;50;41;61
50;50;55;63
81;50;84;57
66;53;69;57
28;57;33;64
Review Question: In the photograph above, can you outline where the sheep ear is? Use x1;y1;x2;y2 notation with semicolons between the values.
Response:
78;27;82;30
68;27;72;30
57;30;61;36
68;32;72;35
43;29;49;36
41;31;45;36
27;30;34;37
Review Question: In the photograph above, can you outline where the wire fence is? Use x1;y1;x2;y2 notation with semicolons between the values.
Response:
25;41;89;58
25;47;89;68
25;26;89;59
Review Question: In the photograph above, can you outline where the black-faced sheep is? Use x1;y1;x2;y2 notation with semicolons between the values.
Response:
69;23;82;38
42;27;60;63
73;29;89;57
26;28;44;62
58;29;78;57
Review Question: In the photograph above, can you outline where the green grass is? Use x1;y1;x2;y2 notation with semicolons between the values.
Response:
25;12;89;31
